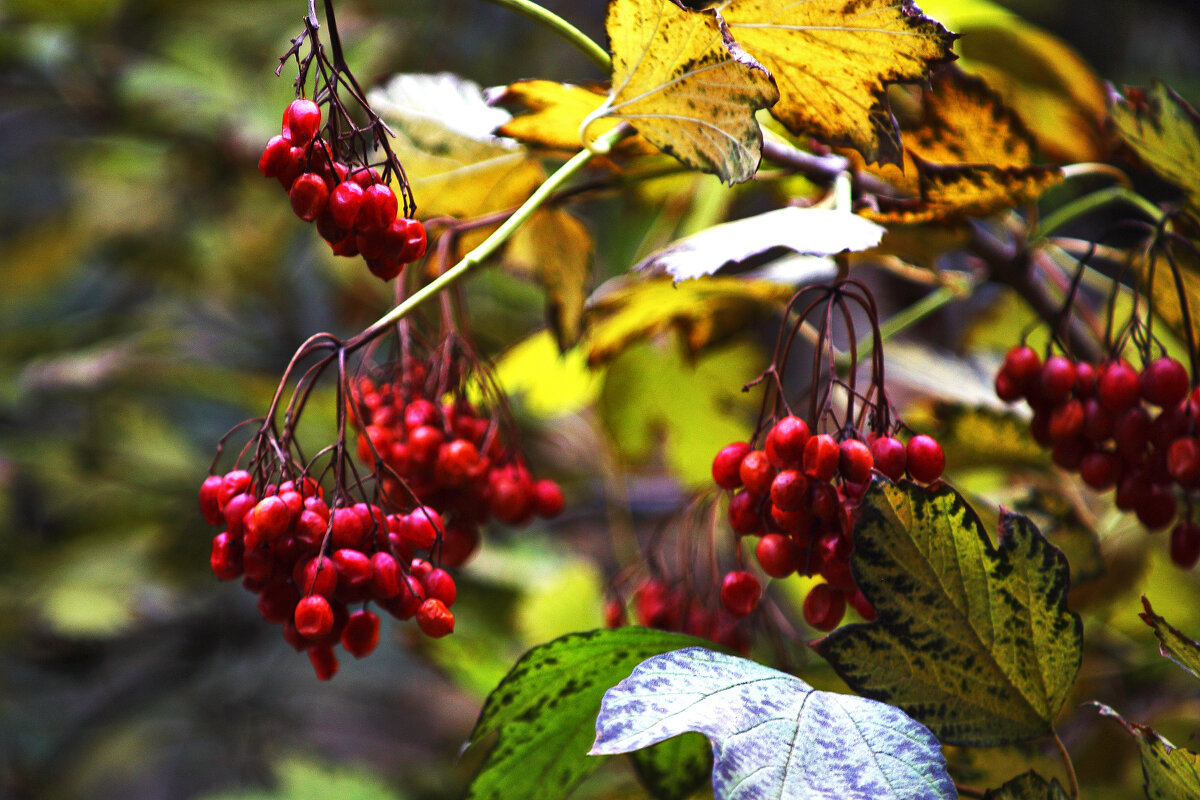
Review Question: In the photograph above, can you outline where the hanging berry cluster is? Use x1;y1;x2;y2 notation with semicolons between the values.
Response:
258;5;425;281
707;281;946;633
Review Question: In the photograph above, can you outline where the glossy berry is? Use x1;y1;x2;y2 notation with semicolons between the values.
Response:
294;595;334;639
728;490;766;535
258;135;292;178
906;435;945;483
289;173;329;222
803;434;840;481
250;495;291;542
328;180;365;229
838;439;874;484
994;370;1023;403
405;506;443;549
1141;357;1190;407
285;99;322;145
341;610;381;658
765;416;809;467
769;469;808;511
296;556;338;598
398;218;427;263
719;570;760;617
1098;362;1141;412
423;568;457;606
307;643;338;681
533;479;565;518
1170;521;1200;569
755;533;799;578
870;436;906;481
356;184;398;233
803;582;846;632
199;475;224;526
738;450;776;496
416;598;455;637
1167;437;1200;487
713;442;752;488
1003;345;1041;386
1039;356;1076;402
1048;399;1085;442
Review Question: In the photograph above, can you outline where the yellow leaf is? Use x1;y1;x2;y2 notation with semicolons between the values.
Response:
1131;239;1200;346
723;0;957;164
595;0;779;184
506;209;595;348
1110;82;1200;224
583;274;794;365
494;80;655;154
491;330;604;418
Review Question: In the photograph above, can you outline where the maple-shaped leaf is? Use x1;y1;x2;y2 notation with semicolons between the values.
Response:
595;0;778;184
813;478;1082;747
1110;81;1200;223
849;68;1061;223
722;0;957;164
492;80;655;154
1095;703;1200;800
1140;596;1200;682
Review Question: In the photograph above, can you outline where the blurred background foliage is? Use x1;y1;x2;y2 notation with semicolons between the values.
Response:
1;1;1199;799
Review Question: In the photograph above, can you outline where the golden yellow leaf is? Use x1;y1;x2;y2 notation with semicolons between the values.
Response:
493;80;655;154
595;0;779;184
1130;239;1200;346
583;274;793;365
722;0;957;164
506;209;595;348
1111;82;1200;224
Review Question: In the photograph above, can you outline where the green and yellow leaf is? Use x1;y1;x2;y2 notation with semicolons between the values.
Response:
813;479;1083;746
1095;703;1200;800
982;770;1070;800
723;0;957;163
595;0;779;184
1140;596;1200;682
493;80;655;154
489;330;604;419
1110;81;1200;223
505;209;594;348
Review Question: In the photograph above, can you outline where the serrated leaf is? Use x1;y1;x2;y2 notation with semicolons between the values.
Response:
493;80;655;154
628;733;712;800
1140;596;1200;682
591;647;956;800
636;207;882;282
597;0;779;184
1110;81;1200;222
465;627;707;800
982;770;1069;800
813;479;1083;746
722;0;957;163
584;275;793;366
506;209;594;348
1095;703;1200;800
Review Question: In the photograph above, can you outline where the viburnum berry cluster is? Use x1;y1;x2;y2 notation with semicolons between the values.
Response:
996;346;1200;567
605;577;749;654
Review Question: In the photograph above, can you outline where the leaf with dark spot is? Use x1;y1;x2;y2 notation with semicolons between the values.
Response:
1094;703;1200;800
1140;596;1200;682
628;732;711;800
982;770;1069;799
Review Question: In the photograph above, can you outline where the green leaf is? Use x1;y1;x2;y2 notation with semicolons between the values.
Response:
597;0;779;183
1095;703;1200;800
199;756;406;800
627;733;712;800
465;627;706;800
1109;81;1200;222
982;770;1069;800
1140;595;1200;682
591;647;956;800
812;478;1083;746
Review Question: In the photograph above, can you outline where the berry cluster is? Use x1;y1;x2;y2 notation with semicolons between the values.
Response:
199;471;459;680
605;578;750;653
996;346;1200;568
712;416;946;631
349;362;564;563
258;99;427;281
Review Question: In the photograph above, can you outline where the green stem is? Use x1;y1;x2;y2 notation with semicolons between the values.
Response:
1036;185;1165;240
480;0;612;73
352;126;629;346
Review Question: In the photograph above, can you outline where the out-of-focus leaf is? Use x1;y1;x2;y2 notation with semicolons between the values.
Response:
1140;596;1200;682
514;560;605;647
884;342;1007;411
1129;239;1200;345
1111;82;1200;222
636;207;882;282
584;275;792;366
506;208;594;348
600;339;762;486
627;733;712;800
1095;703;1200;800
591;647;957;800
596;0;778;184
492;80;654;154
491;330;604;418
982;771;1069;800
465;628;706;800
813;479;1082;746
918;403;1046;471
199;756;406;800
723;0;957;164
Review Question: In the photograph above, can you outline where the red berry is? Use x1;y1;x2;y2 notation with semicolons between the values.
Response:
604;599;626;628
294;595;334;639
285;99;322;146
199;475;224;526
838;439;874;484
1048;399;1085;442
289;173;329;221
994;369;1023;403
1099;362;1141;412
399;219;427;262
379;575;425;620
739;450;776;496
803;582;846;632
1075;361;1098;397
366;255;404;282
766;416;810;467
533;479;565;518
1168;436;1200;487
277;146;306;190
423;568;457;607
440;523;480;567
210;532;243;580
1003;345;1041;386
755;533;799;578
713;442;751;488
719;570;760;617
307;643;339;681
1170;521;1200;569
296;555;338;598
803;434;839;481
906;435;945;483
258;134;292;177
1039;356;1076;402
257;581;300;624
250;495;291;542
1079;450;1122;490
1142;357;1190;407
1135;484;1176;530
870;437;906;481
1082;399;1115;442
356;183;398;233
222;492;257;539
341;609;381;658
331;548;372;589
405;506;443;549
728;490;765;535
356;229;388;260
1114;407;1151;461
417;598;455;637
330;506;366;549
328;180;365;229
435;439;481;486
219;469;253;509
769;469;808;511
1051;438;1085;471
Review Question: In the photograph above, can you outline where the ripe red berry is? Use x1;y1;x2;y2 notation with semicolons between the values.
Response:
1074;361;1098;397
417;598;455;637
728;490;766;535
435;439;481;487
1114;407;1151;462
1003;345;1041;386
1140;357;1189;407
330;506;366;549
328;180;365;229
533;479;565;518
398;219;427;262
210;532;243;580
1135;484;1176;531
423;568;458;607
1039;356;1076;402
199;475;224;526
1079;450;1122;490
1168;436;1200;487
440;523;480;568
219;469;253;509
307;643;339;681
870;436;906;481
1170;520;1200;569
341;609;381;658
838;439;874;484
296;555;339;598
331;548;372;589
356;183;398;233
294;595;334;639
1099;362;1141;412
906;435;945;483
289;173;329;221
405;506;443;549
766;416;810;467
803;434;839;481
250;495;291;542
1048;400;1085;442
803;582;846;632
222;492;257;539
719;570;760;617
738;450;776;496
1082;399;1115;442
713;442;752;488
769;469;808;511
258;135;292;178
755;533;800;578
994;369;1023;403
285;99;322;146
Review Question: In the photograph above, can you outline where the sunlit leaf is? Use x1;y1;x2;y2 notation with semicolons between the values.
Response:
596;0;778;184
813;479;1083;746
1005;487;1105;587
506;208;594;348
982;770;1069;800
492;80;654;154
199;756;405;800
490;330;604;418
464;628;705;800
514;561;605;647
584;275;793;365
1095;703;1200;800
636;207;882;282
723;0;957;163
627;733;712;800
1110;81;1200;222
1129;239;1200;345
591;647;957;800
1140;596;1200;682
